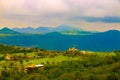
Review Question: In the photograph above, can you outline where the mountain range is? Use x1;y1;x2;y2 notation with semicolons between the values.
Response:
0;27;20;34
0;27;120;51
12;25;96;35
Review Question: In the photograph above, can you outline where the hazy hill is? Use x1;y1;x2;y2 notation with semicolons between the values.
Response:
0;27;20;34
13;27;36;33
12;25;95;35
0;29;120;51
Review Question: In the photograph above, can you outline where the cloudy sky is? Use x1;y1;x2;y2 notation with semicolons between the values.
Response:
0;0;120;31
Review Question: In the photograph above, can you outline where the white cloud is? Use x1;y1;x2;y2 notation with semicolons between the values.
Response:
64;0;120;17
0;0;69;16
1;0;120;16
0;0;120;31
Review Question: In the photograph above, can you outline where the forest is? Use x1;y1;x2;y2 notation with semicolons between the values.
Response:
0;44;120;80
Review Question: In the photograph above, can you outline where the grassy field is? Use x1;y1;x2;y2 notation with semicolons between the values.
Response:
0;48;120;80
0;51;116;69
0;34;14;36
0;52;81;68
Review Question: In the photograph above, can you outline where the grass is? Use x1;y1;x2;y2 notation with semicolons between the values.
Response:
1;50;120;80
0;53;79;67
23;55;81;65
0;34;13;36
0;51;117;71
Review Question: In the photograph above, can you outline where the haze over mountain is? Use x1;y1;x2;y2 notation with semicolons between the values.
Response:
0;0;120;31
12;25;96;35
0;0;120;52
0;27;20;34
0;28;120;51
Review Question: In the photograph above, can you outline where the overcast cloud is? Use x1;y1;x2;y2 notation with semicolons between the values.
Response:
0;0;120;31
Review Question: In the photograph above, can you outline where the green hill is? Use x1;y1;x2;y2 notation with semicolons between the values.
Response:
0;44;120;80
0;27;20;35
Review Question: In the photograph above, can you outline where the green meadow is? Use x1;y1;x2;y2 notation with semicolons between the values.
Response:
0;44;120;80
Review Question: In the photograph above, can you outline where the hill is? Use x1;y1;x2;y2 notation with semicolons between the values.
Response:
0;44;120;80
12;25;95;35
0;29;120;51
0;27;20;35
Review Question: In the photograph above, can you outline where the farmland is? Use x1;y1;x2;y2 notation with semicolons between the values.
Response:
0;44;120;80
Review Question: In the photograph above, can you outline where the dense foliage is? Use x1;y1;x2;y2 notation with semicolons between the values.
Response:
0;30;120;51
0;44;120;80
0;44;40;54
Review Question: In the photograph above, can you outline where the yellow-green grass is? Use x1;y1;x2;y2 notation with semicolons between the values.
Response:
23;55;81;65
0;51;117;71
95;52;116;57
0;34;13;36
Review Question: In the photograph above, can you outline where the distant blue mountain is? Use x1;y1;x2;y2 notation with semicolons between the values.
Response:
0;29;120;51
35;27;53;33
0;27;20;34
12;25;95;35
53;25;79;31
72;16;120;23
13;27;35;33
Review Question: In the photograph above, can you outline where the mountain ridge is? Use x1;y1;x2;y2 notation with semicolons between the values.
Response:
0;27;20;34
0;28;120;51
12;25;96;35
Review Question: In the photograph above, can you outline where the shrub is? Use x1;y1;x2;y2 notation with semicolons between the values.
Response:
111;62;120;72
74;71;85;80
96;74;107;80
47;68;62;79
22;73;48;80
106;73;119;80
59;73;75;80
1;70;10;78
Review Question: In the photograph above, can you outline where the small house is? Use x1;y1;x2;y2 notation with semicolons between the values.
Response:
80;50;93;55
68;47;78;52
25;64;44;72
4;54;13;60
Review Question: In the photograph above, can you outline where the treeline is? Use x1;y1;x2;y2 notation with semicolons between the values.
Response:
0;44;43;54
0;51;120;80
0;44;120;80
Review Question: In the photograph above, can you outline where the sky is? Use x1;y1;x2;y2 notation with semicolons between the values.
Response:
0;0;120;31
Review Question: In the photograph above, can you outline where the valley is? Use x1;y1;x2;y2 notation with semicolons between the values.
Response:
0;27;120;51
0;44;120;80
0;0;120;80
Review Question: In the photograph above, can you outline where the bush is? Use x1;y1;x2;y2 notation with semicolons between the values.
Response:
59;73;75;80
74;72;85;80
1;70;10;78
85;74;98;80
22;73;48;80
96;74;107;80
106;73;119;80
111;62;120;72
47;68;62;79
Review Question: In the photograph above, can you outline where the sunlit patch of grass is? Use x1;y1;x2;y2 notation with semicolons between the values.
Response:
0;51;118;72
23;55;81;66
0;34;13;36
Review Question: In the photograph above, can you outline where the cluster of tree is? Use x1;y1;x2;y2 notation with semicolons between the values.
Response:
0;50;120;80
0;44;42;54
0;44;120;80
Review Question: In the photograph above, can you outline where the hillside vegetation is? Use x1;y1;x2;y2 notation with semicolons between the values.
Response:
0;44;120;80
0;27;120;51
